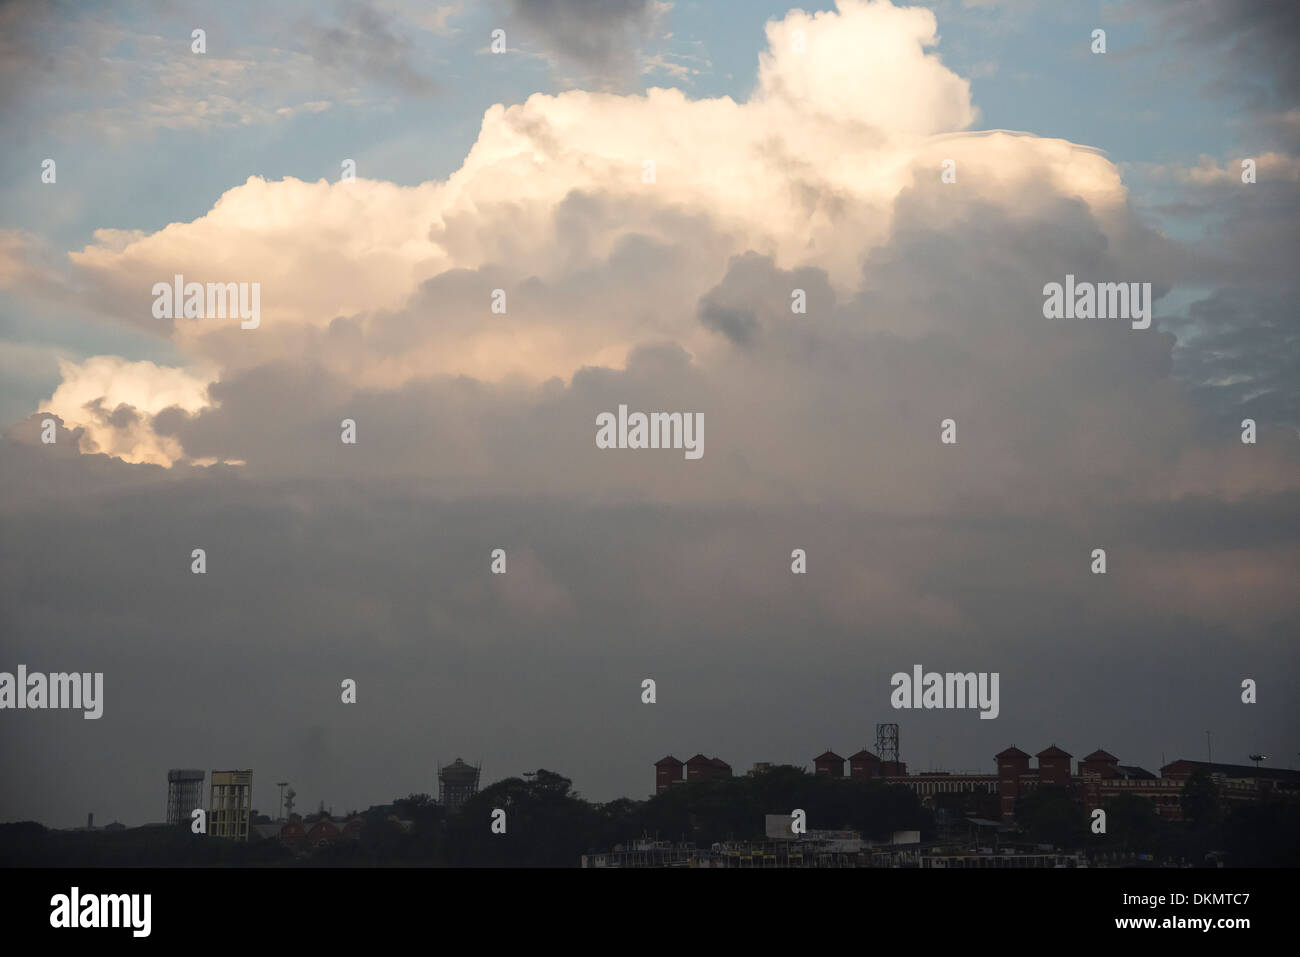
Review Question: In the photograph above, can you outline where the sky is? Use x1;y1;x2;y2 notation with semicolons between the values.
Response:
0;0;1297;828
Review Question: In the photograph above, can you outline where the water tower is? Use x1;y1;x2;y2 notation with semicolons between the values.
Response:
437;758;481;811
166;769;205;825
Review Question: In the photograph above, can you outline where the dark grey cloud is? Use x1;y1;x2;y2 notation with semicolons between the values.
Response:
698;252;835;347
2;433;1296;828
0;0;102;111
1139;159;1300;429
506;0;664;89
1159;0;1300;103
1133;0;1300;149
1166;287;1300;430
301;1;438;96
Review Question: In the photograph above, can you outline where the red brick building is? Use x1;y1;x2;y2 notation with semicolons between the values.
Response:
682;754;733;784
849;749;881;780
813;750;845;777
305;816;341;845
996;747;1031;822
278;818;307;844
654;755;684;794
652;746;1300;824
1036;745;1072;788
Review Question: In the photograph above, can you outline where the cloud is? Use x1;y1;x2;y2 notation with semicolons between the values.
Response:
756;0;977;134
2;433;1296;826
1128;150;1300;428
299;1;439;97
0;230;64;294
1144;152;1300;187
1129;0;1300;149
697;251;835;347
639;50;710;81
1167;288;1300;432
62;2;1124;389
376;0;465;36
504;0;671;90
37;356;217;466
3;1;1298;825
0;1;440;138
33;0;1287;485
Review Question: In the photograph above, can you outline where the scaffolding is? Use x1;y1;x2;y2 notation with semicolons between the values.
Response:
437;758;481;811
876;723;900;765
165;769;205;826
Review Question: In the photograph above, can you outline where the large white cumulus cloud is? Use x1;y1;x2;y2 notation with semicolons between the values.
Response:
58;2;1124;420
755;0;976;134
27;0;1292;515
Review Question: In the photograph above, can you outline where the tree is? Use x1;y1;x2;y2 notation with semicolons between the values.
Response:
443;769;601;866
1180;771;1221;830
592;797;647;849
1220;799;1300;866
1103;793;1161;853
1015;786;1086;848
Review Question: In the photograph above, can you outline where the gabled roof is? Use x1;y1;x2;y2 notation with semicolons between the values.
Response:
1037;745;1072;759
1116;765;1157;780
849;749;880;761
654;755;683;767
685;753;713;765
1083;749;1119;762
996;746;1030;759
710;757;731;769
814;750;845;762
